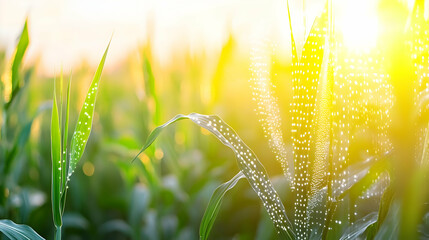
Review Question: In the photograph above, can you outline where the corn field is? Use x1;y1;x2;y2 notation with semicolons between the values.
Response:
1;0;429;239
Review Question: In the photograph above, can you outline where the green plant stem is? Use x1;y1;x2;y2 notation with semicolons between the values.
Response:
55;226;61;240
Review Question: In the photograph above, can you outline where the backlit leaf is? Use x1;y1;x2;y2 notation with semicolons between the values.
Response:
136;113;295;239
68;41;110;180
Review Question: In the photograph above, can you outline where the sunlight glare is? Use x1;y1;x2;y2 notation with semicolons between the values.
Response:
338;0;379;50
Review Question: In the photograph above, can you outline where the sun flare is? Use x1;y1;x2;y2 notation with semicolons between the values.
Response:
337;0;380;50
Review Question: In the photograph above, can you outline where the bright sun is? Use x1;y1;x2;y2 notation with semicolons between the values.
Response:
337;0;380;50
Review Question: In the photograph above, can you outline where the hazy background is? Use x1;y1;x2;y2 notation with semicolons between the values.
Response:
0;0;297;75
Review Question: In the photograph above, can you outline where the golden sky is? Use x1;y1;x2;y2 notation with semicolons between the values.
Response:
0;0;420;75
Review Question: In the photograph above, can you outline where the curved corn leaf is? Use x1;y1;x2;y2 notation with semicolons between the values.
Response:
51;84;62;228
68;41;110;180
135;113;295;239
0;219;45;240
200;171;245;240
339;212;378;240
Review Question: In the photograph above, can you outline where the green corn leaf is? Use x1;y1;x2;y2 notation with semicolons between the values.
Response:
339;212;378;240
135;113;295;239
68;41;110;180
51;83;62;228
0;219;45;240
200;171;245;240
9;19;29;106
61;74;71;212
288;4;328;237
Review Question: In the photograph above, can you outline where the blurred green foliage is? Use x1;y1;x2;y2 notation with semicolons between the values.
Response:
0;19;283;239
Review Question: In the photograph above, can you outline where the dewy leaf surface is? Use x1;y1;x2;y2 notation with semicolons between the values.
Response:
250;41;292;181
289;8;328;239
68;42;110;180
136;113;295;239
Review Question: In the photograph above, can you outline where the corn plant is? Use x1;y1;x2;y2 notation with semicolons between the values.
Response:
250;0;429;239
50;41;110;239
136;0;429;239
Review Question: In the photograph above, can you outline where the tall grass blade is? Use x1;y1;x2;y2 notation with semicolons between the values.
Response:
135;113;295;239
0;219;45;240
200;171;245;240
68;41;110;180
51;83;62;228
